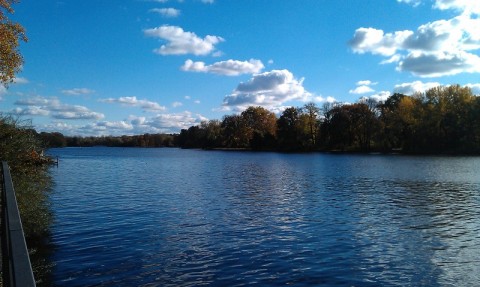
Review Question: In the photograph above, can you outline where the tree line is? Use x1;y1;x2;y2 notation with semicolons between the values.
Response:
37;84;480;154
38;132;176;148
176;85;480;154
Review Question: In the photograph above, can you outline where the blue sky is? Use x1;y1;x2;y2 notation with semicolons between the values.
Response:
1;0;480;136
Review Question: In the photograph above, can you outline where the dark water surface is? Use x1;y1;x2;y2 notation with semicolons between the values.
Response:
46;147;480;286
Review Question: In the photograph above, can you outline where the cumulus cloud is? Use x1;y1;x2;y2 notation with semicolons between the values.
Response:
398;51;480;77
363;91;392;103
144;25;224;56
181;59;264;76
14;96;104;120
349;80;377;94
349;28;413;56
357;80;377;86
350;85;375;94
150;8;181;18
434;0;480;15
61;88;95;96
222;69;314;111
350;1;480;77
100;96;166;112
393;80;441;95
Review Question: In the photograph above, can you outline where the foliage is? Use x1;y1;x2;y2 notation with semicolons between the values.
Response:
0;0;27;85
0;114;48;171
0;114;54;285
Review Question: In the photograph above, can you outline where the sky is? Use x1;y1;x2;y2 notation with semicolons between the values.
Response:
1;0;480;136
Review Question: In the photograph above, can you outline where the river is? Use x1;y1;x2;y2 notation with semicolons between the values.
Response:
45;147;480;286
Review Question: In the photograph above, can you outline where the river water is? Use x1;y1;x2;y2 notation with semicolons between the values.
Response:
45;147;480;286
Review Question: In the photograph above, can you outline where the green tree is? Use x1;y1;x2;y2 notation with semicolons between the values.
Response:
1;0;27;85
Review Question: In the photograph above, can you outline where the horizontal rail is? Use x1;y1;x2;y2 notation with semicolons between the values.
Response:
1;161;36;287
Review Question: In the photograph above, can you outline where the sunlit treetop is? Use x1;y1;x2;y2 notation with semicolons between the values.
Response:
0;0;27;86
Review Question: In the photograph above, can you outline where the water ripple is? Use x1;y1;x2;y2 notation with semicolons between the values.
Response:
46;148;480;286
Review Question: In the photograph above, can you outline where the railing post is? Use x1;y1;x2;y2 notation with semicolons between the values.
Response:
1;161;36;287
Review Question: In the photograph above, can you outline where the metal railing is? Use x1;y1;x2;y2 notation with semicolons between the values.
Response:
1;161;36;287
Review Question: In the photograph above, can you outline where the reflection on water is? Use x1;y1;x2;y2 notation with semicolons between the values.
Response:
46;148;480;286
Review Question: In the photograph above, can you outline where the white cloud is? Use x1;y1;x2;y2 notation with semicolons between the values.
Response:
172;101;183;107
393;80;441;95
222;69;315;111
350;80;377;94
201;0;214;3
366;91;392;103
349;27;413;56
434;0;480;15
349;85;375;94
350;3;480;77
53;110;104;120
95;120;133;130
14;96;104;120
150;8;181;18
144;25;224;56
356;80;377;86
14;96;51;106
11;106;50;116
326;96;337;103
100;96;166;112
397;0;422;7
61;88;95;96
36;110;208;136
129;111;206;132
181;59;264;76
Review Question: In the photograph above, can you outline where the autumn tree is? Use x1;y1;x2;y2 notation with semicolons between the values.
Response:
1;0;27;85
238;106;277;149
